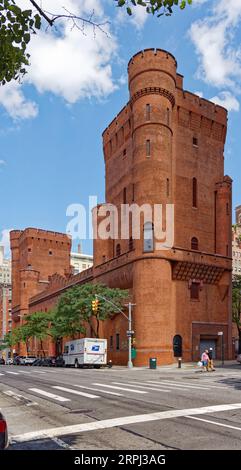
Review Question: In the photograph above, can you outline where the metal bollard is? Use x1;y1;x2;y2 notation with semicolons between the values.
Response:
178;358;182;368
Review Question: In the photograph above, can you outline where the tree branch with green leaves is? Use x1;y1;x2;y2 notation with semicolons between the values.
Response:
0;0;192;86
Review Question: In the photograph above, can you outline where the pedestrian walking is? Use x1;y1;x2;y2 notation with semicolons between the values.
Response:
201;350;209;372
207;348;215;371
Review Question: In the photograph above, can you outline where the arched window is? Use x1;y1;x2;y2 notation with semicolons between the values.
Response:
116;244;121;257
173;335;182;357
143;222;154;252
192;177;197;208
191;237;199;251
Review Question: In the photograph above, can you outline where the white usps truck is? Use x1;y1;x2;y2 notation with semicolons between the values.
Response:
63;338;107;368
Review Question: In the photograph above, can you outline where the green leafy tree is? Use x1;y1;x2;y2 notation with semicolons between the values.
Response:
55;283;128;339
232;275;241;354
24;311;55;356
0;0;192;85
116;0;192;17
0;327;23;352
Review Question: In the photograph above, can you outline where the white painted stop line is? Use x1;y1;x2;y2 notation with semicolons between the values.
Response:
5;371;19;375
11;402;241;443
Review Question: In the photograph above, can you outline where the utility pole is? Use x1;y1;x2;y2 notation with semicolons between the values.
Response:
125;302;136;369
95;294;135;369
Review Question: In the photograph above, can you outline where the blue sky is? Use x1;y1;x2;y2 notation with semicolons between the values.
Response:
0;0;241;256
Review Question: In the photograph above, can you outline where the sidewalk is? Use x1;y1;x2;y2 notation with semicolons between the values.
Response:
110;360;241;371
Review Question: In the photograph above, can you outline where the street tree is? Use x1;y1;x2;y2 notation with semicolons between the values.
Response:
24;311;55;356
55;283;128;339
232;275;241;354
0;0;192;85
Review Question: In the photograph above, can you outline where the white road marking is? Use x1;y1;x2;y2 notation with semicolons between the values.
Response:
175;380;225;389
51;436;75;450
147;380;210;390
73;384;123;396
113;382;170;393
5;371;19;375
3;390;38;406
0;373;4;376
17;370;31;374
11;402;241;443
186;416;241;432
93;383;147;394
32;371;46;374
29;388;70;402
53;386;99;399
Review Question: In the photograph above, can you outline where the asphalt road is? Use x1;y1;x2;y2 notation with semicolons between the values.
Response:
1;363;241;450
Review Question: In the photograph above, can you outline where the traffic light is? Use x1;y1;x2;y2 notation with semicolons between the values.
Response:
91;299;100;313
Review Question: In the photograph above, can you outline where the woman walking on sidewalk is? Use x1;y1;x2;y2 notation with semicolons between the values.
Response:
201;350;209;372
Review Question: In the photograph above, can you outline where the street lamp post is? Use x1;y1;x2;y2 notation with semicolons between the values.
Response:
95;294;135;369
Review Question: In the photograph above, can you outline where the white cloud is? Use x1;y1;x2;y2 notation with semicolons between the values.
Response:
0;229;12;259
194;91;204;98
115;3;148;30
0;81;38;120
210;91;240;112
0;160;6;166
189;0;241;88
0;0;118;120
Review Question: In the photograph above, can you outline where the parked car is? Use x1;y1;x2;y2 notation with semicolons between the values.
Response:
24;356;37;366
6;358;13;365
32;358;44;366
13;356;26;365
55;355;65;367
0;358;5;365
0;411;8;450
41;356;56;367
237;354;241;363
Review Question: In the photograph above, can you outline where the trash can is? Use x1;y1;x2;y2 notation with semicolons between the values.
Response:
149;357;157;369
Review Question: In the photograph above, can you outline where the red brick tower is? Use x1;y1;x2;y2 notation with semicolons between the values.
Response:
10;228;71;354
98;48;232;365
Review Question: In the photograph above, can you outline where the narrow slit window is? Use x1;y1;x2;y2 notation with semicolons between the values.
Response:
146;139;151;157
167;108;170;126
192;177;197;208
193;137;198;147
146;104;151;121
167;178;170;197
123;187;127;204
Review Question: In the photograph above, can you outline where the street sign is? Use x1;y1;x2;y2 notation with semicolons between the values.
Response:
218;331;224;336
127;330;134;335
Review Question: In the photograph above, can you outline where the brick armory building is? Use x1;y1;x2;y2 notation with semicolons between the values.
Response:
10;49;232;365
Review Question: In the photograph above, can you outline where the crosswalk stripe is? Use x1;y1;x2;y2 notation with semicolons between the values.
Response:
0;373;4;376
17;370;31;374
73;384;123;397
93;383;147;394
53;386;99;399
171;380;225;389
5;371;19;375
29;388;70;402
147;380;210;390
112;382;170;392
